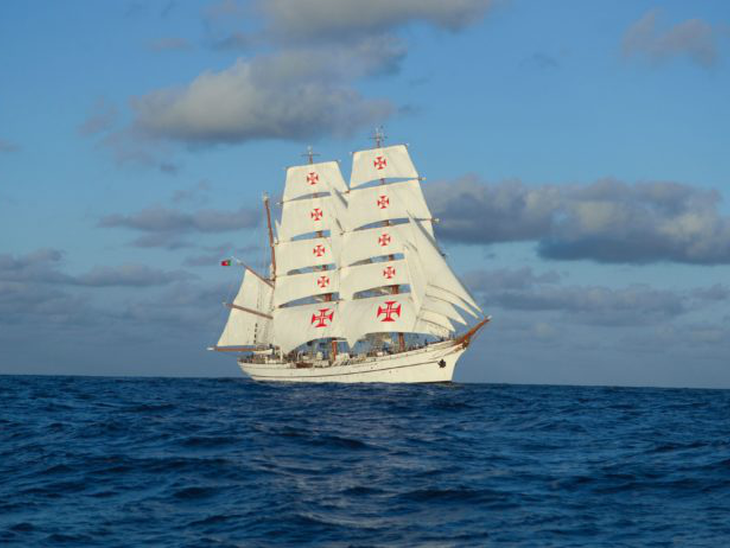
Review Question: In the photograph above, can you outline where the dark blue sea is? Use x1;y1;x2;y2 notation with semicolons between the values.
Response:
1;376;729;547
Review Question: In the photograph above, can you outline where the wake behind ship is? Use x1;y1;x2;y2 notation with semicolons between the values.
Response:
210;131;490;382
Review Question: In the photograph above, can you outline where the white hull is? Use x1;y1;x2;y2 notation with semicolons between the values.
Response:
238;340;466;383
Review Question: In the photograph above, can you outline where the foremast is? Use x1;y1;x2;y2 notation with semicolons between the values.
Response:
263;193;276;281
270;148;349;354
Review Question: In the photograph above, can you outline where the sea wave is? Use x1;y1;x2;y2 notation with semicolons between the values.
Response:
1;376;729;546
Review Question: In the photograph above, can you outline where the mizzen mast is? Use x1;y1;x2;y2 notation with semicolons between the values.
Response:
263;193;276;281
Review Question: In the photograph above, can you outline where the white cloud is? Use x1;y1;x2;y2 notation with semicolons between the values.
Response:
260;0;495;43
129;47;396;145
622;10;718;68
116;0;496;149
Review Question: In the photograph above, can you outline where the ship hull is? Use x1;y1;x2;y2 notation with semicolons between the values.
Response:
238;341;466;383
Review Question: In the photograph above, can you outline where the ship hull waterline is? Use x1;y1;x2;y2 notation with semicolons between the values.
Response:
238;340;467;383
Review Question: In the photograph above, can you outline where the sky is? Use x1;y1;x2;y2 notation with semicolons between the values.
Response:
1;0;729;387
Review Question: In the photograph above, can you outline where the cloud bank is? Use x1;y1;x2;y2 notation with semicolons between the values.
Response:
465;266;726;327
98;205;260;233
428;176;730;265
0;249;193;288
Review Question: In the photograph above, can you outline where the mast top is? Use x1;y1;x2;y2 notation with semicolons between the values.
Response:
302;145;319;165
370;126;386;149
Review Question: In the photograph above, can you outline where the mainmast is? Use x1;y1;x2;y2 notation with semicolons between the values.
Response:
372;128;406;353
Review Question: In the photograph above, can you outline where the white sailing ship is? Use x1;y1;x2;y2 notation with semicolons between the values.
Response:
210;131;490;383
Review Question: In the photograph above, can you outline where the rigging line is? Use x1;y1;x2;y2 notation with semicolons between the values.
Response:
209;345;263;352
233;260;274;288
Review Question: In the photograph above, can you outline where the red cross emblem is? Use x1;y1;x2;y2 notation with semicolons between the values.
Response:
317;275;330;288
313;244;326;257
311;308;334;328
310;208;323;221
374;156;387;170
307;172;319;185
377;300;401;323
383;266;396;280
377;195;389;209
378;233;391;247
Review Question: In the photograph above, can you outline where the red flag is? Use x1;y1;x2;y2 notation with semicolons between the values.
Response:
221;259;232;266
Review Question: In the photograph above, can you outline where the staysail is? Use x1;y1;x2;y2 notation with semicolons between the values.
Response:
216;268;274;349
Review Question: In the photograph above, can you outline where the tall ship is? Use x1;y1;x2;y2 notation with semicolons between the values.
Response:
211;131;490;383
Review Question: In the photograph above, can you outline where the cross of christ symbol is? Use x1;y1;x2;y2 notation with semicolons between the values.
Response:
377;195;389;209
310;208;323;221
311;308;334;328
373;156;387;170
377;300;401;322
383;266;396;280
307;172;319;185
317;275;330;288
313;244;326;257
378;233;391;247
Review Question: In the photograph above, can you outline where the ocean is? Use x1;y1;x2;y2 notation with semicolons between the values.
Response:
1;376;729;547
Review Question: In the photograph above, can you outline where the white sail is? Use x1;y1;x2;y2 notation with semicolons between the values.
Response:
217;269;273;347
418;309;455;332
403;242;426;308
283;161;348;201
278;196;336;241
341;294;418;348
339;259;408;300
350;144;419;188
422;296;466;325
404;244;460;332
345;179;432;231
274;269;339;307
413;318;452;339
427;286;480;318
340;221;433;266
410;216;481;313
275;237;336;277
273;301;342;354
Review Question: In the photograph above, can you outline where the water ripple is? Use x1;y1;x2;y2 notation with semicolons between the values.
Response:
1;377;729;546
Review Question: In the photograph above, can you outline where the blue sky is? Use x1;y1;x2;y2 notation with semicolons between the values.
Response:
1;0;729;386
